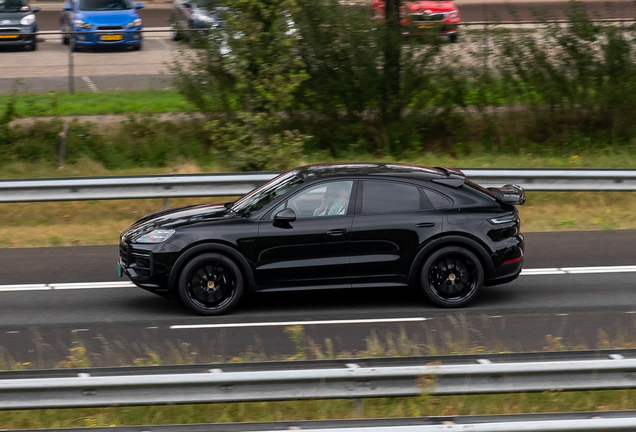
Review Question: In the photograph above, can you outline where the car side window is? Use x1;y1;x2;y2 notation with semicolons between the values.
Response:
271;181;354;219
360;180;430;214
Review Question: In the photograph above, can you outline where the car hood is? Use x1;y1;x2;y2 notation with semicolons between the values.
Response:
0;10;32;25
121;203;235;242
78;10;138;25
404;1;457;12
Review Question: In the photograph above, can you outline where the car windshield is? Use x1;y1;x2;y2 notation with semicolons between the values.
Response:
0;0;29;12
79;0;130;11
231;171;304;217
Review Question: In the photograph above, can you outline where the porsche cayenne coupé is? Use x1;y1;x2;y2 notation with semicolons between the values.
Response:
118;164;526;315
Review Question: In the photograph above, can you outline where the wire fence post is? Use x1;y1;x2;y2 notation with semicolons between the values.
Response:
483;22;488;72
68;34;75;95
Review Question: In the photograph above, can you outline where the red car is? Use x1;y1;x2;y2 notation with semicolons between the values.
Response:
372;0;461;42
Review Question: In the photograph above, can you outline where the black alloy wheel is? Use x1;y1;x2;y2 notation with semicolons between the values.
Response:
178;253;243;315
421;246;483;307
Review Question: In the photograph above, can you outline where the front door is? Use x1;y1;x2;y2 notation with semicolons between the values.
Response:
255;180;356;290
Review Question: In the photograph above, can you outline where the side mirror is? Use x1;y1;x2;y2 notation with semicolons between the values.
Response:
31;6;40;12
274;208;296;223
63;4;73;10
135;2;144;8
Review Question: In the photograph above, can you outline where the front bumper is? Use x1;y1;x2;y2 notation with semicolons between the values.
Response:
118;241;178;297
0;26;37;46
73;27;142;46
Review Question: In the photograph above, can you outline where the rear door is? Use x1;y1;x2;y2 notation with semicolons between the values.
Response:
350;180;443;287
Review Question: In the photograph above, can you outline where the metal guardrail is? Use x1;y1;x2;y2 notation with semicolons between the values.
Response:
10;411;636;432
2;355;636;410
1;169;635;203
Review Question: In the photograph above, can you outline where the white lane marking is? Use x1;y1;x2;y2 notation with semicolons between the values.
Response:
0;265;635;293
0;284;48;292
51;282;133;290
170;317;430;330
5;331;19;334
80;76;100;93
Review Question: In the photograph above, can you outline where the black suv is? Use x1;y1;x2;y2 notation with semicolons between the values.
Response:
118;164;525;315
0;0;39;51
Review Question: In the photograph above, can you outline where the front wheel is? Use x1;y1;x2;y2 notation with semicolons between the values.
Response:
449;33;458;43
421;246;483;307
177;253;244;316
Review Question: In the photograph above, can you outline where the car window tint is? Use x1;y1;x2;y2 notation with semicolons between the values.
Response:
361;181;422;214
425;189;453;208
285;181;354;218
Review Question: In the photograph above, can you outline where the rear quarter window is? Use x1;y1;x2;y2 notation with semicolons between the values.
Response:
360;180;432;214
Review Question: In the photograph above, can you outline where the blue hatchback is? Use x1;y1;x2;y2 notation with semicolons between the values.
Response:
60;0;143;50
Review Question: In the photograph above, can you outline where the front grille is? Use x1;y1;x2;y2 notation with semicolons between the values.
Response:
410;13;445;23
97;25;123;30
0;28;22;40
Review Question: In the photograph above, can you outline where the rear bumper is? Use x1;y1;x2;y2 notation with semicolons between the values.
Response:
485;234;525;286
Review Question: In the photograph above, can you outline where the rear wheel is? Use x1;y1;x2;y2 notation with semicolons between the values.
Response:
449;33;458;43
178;253;243;316
421;246;483;307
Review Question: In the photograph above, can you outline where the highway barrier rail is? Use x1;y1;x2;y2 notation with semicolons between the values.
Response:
1;169;636;203
9;411;636;432
2;350;636;410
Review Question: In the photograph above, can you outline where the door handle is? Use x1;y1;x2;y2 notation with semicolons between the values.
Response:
416;222;435;228
326;229;347;236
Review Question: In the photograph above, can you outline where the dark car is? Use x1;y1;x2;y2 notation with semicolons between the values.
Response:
117;164;526;315
171;0;220;41
0;0;39;51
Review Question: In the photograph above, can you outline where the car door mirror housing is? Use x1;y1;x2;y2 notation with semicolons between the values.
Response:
63;4;73;10
135;2;144;8
31;6;40;12
183;2;192;7
274;208;296;223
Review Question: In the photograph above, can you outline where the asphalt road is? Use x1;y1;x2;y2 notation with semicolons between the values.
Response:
33;2;636;31
0;230;635;367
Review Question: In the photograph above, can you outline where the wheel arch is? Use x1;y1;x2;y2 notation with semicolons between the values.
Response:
168;242;255;293
408;234;494;286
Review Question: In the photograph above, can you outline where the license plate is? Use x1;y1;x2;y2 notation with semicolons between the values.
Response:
418;24;434;29
0;35;19;39
116;261;123;277
102;34;123;41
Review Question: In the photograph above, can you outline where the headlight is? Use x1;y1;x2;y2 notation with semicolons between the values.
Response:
126;18;142;28
20;14;35;25
449;10;459;18
193;12;215;23
74;19;93;29
135;229;175;243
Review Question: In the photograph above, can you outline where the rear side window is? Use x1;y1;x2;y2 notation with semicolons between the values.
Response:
424;189;453;209
360;181;430;214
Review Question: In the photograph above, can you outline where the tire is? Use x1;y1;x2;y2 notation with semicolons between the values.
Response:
449;33;458;43
133;42;142;51
177;253;244;316
421;246;483;308
62;35;69;45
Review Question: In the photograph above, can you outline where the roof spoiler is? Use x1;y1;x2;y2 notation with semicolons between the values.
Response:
488;184;526;206
432;167;465;188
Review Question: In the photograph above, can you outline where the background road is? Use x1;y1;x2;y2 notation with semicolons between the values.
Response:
0;230;635;367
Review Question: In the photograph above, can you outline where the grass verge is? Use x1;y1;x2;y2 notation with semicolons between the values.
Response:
0;90;194;118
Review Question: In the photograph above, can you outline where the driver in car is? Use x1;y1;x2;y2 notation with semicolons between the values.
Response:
313;183;350;216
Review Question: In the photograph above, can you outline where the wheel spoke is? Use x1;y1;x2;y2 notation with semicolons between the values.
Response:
187;260;237;310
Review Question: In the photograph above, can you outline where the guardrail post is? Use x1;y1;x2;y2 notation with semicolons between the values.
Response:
68;33;75;95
